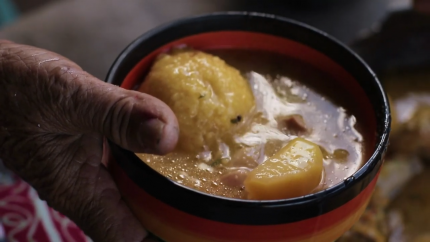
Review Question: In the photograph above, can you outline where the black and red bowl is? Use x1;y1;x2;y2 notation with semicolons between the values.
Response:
105;12;390;242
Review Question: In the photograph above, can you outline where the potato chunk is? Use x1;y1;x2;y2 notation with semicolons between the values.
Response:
139;49;254;153
244;138;323;200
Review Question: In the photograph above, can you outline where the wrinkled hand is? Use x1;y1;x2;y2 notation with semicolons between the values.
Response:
0;40;179;242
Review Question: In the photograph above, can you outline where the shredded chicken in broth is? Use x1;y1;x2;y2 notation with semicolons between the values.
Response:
137;49;365;200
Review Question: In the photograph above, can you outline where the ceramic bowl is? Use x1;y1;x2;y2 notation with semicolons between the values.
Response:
105;12;390;242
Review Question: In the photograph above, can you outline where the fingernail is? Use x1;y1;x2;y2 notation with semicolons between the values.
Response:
137;118;165;152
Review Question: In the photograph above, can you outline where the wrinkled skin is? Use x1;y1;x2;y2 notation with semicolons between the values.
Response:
0;40;179;242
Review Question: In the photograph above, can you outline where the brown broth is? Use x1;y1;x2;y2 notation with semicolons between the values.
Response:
137;50;366;200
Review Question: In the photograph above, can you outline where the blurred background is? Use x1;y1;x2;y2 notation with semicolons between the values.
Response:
1;0;430;242
0;0;414;79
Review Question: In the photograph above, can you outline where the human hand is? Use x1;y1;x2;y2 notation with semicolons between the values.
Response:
0;40;179;242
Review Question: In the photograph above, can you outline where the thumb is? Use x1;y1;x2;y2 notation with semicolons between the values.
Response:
1;40;180;155
65;70;179;154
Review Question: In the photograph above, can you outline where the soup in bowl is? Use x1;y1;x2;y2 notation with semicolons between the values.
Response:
105;12;390;242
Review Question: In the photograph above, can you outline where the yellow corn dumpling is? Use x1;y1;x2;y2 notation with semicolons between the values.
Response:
139;49;254;153
244;138;324;200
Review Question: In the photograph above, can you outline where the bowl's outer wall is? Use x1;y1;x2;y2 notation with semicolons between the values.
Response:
105;12;390;242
